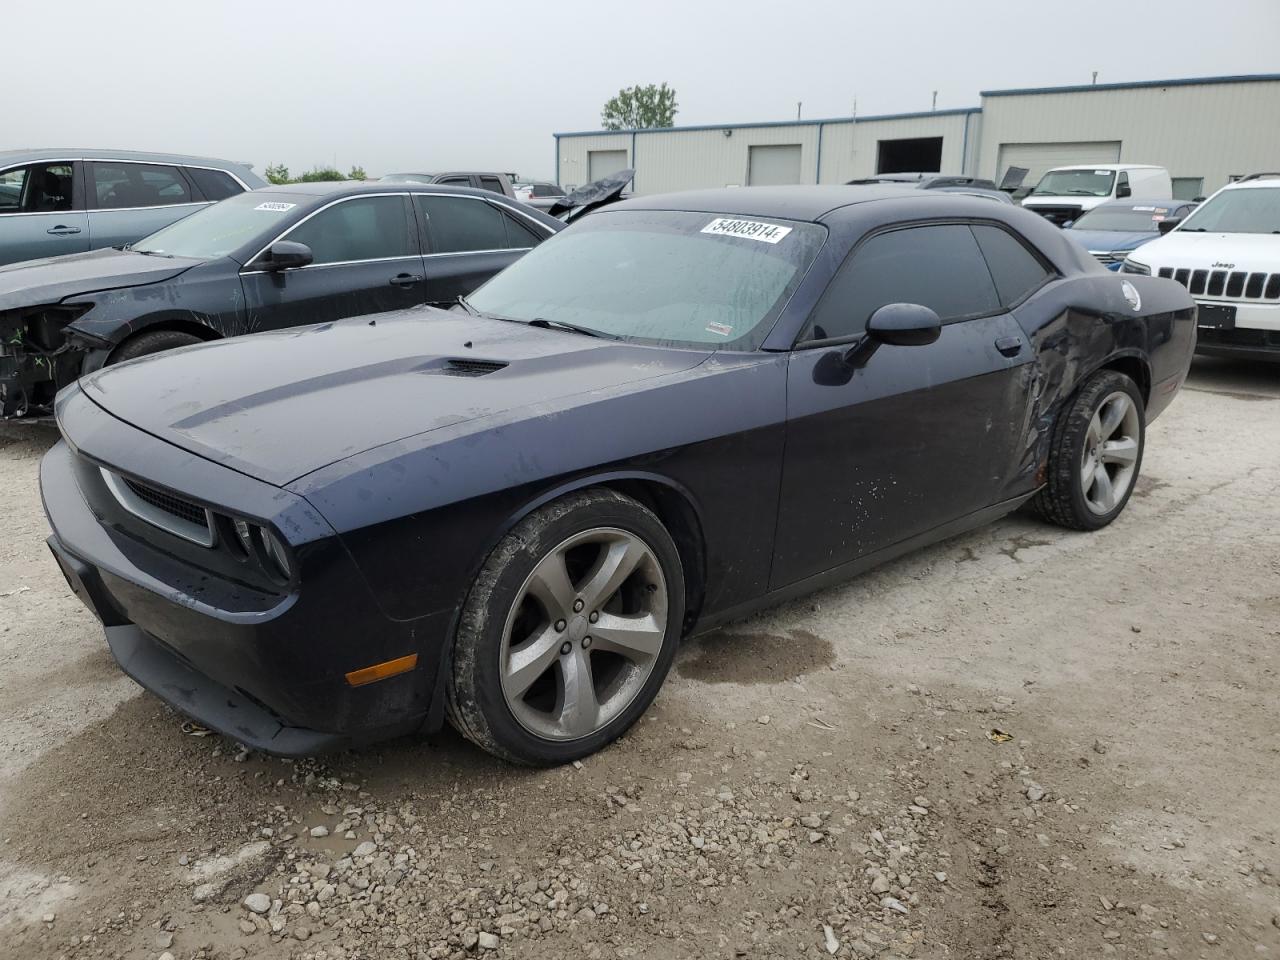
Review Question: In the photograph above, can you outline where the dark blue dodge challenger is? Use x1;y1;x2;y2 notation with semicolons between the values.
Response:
40;186;1196;765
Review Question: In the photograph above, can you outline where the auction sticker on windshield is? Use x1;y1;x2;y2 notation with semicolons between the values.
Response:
255;202;296;212
701;218;792;244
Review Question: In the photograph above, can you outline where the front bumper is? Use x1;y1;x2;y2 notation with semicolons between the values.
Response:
1194;300;1280;362
40;392;455;755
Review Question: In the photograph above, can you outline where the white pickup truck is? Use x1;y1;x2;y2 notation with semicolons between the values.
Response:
1022;164;1172;227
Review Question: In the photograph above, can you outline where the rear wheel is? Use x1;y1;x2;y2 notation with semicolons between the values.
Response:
1033;369;1145;530
447;488;684;765
107;329;203;365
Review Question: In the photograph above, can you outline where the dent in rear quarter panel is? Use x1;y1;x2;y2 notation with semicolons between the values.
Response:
291;353;790;627
1011;273;1191;491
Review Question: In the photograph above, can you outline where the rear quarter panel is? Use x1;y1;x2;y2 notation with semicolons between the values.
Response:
1011;271;1195;492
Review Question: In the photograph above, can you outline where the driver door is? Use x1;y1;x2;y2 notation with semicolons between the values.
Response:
771;222;1036;588
0;161;89;265
238;194;426;332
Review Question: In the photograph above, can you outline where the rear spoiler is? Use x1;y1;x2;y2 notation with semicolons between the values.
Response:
549;169;635;224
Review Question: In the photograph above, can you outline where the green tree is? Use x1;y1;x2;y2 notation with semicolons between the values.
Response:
601;83;678;131
264;163;290;185
346;165;367;181
294;167;347;183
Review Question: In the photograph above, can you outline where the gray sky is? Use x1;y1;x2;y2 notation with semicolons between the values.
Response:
9;0;1279;181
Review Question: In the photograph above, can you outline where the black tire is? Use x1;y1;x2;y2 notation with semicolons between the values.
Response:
107;329;204;365
446;488;685;766
1032;369;1146;531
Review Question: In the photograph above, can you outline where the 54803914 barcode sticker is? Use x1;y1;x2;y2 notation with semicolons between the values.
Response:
255;201;296;212
700;218;792;244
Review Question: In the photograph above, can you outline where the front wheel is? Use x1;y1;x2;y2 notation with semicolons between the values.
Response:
446;488;684;765
1033;369;1145;530
107;329;203;365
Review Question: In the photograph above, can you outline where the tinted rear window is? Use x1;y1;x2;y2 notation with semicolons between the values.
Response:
971;225;1053;307
417;195;509;253
187;167;244;202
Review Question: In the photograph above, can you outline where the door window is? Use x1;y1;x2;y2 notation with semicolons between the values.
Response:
186;167;244;201
93;163;191;209
804;224;999;342
478;176;505;195
0;163;75;213
416;195;510;253
971;225;1054;307
502;210;545;248
437;176;471;186
283;196;413;265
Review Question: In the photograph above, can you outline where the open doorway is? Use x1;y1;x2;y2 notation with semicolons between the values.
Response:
876;137;943;174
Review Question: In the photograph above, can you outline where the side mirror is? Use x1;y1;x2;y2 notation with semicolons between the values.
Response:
867;302;942;346
1157;218;1181;235
1116;183;1132;198
262;240;313;271
841;303;942;368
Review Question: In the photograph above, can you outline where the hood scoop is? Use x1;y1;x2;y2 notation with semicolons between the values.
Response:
440;358;507;377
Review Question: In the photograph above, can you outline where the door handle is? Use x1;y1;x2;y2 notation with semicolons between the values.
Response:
47;225;82;236
389;273;423;287
995;336;1023;357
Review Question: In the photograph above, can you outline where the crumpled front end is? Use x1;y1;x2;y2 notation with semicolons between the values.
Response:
0;303;96;418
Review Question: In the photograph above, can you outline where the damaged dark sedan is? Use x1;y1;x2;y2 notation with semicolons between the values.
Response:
1;181;560;418
41;187;1196;765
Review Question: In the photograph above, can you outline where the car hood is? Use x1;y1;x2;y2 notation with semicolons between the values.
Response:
79;308;711;486
1133;231;1280;272
0;247;199;312
1065;229;1153;253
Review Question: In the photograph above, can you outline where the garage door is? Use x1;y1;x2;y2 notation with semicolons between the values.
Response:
588;149;629;182
996;141;1121;188
748;144;802;186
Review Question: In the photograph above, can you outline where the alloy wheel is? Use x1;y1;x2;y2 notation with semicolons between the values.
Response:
499;527;668;741
1080;391;1141;515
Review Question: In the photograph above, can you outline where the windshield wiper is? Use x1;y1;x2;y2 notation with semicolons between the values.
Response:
132;249;174;258
456;295;480;316
528;318;601;338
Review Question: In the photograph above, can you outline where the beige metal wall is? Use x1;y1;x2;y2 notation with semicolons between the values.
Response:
976;79;1280;194
556;112;979;195
820;112;974;183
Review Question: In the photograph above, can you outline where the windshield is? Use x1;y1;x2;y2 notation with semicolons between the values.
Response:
133;192;302;259
466;210;826;350
1178;188;1280;234
1031;170;1115;198
1071;205;1175;232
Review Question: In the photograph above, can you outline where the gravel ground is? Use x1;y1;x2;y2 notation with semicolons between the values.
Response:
1;357;1277;960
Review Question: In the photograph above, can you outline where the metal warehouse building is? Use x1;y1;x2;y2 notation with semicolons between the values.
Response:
554;73;1280;201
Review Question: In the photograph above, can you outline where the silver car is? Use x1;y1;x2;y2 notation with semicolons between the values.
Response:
0;149;265;266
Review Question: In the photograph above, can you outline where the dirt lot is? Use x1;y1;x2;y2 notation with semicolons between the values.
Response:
1;357;1277;960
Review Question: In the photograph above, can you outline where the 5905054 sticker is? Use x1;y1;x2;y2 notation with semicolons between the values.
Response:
255;201;296;212
701;218;792;244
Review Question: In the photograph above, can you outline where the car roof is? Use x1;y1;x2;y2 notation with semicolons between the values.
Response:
1049;164;1164;172
382;171;510;179
0;147;253;169
258;181;501;199
1089;198;1188;209
614;185;935;222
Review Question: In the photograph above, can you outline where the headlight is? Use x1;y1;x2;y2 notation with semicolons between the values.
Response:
259;526;293;581
223;516;293;582
1121;257;1151;276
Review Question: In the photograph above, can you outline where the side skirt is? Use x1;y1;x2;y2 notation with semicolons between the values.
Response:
690;490;1039;637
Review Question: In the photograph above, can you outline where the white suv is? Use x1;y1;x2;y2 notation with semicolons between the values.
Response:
1123;173;1280;361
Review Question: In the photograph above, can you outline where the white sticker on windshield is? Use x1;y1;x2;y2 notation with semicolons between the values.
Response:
255;201;296;212
701;218;792;244
706;322;734;336
1132;205;1156;212
1094;170;1111;176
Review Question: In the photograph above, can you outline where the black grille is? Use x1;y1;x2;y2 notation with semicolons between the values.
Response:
1198;327;1280;350
123;478;207;528
1028;204;1082;227
1162;267;1280;301
443;359;507;377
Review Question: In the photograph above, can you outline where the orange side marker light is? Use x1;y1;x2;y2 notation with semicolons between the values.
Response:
345;654;418;687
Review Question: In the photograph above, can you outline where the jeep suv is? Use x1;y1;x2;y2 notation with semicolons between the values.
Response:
1123;173;1280;361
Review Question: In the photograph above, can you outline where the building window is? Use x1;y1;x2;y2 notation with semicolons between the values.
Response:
1172;177;1204;200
